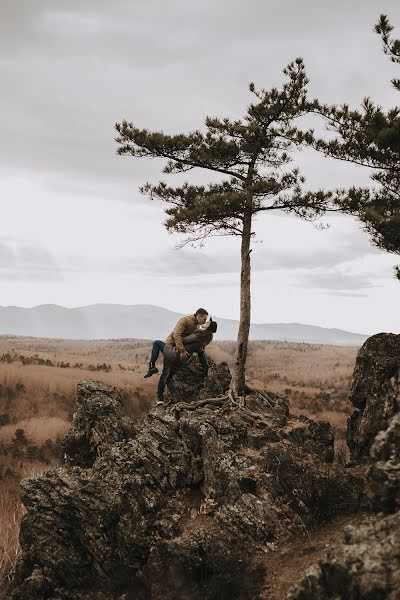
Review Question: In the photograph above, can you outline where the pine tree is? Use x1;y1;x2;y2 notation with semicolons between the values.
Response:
313;15;400;279
115;59;335;398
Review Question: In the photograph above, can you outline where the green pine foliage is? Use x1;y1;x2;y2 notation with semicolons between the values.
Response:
116;59;333;244
376;14;400;88
312;15;400;278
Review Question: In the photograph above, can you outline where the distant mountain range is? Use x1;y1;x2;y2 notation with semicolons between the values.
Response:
0;304;369;345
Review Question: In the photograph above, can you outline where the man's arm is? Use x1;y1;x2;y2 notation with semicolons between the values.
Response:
172;316;189;354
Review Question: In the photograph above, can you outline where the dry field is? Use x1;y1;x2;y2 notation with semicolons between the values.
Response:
0;334;360;588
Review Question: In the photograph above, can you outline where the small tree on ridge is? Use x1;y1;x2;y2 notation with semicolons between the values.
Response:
115;59;335;398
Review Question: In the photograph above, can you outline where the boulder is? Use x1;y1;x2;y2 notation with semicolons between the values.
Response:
287;512;400;600
173;356;232;403
347;333;400;462
62;379;137;467
369;411;400;513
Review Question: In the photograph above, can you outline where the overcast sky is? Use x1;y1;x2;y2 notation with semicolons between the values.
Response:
1;0;400;335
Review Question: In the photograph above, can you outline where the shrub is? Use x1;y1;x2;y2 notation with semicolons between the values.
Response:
0;484;24;589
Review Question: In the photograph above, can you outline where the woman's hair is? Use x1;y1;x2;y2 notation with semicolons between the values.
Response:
208;319;217;333
195;308;208;316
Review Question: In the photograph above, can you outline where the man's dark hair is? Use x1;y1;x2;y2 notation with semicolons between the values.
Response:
195;308;208;316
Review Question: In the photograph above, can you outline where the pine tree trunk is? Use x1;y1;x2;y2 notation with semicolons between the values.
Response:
230;209;252;398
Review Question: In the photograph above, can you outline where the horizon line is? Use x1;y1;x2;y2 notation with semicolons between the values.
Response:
0;302;371;337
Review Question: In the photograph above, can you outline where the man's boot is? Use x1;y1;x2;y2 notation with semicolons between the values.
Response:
156;396;165;407
144;362;159;378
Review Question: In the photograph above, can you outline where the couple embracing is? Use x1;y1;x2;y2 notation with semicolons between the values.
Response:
144;308;217;406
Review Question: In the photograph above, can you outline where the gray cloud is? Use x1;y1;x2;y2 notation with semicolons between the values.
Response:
0;246;233;282
84;250;238;278
329;291;370;298
80;236;380;279
0;242;16;266
295;271;378;291
172;278;237;289
146;225;380;277
0;241;70;281
0;218;380;282
253;242;379;272
1;0;399;192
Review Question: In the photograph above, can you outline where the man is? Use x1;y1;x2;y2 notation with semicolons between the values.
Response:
144;308;212;405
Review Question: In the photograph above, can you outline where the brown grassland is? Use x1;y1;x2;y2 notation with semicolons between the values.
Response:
0;335;359;588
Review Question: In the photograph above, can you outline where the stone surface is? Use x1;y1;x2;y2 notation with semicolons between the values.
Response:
10;377;363;600
63;379;137;467
347;333;400;462
287;512;400;600
369;411;400;514
173;356;232;403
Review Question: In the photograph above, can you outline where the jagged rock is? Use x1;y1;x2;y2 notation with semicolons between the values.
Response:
369;412;400;513
173;356;231;403
63;379;137;467
347;333;400;462
283;415;334;463
10;379;364;600
287;512;400;600
141;529;267;600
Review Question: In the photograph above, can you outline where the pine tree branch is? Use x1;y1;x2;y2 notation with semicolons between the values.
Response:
147;148;248;181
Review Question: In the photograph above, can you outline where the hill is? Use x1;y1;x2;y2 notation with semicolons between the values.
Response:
0;303;368;345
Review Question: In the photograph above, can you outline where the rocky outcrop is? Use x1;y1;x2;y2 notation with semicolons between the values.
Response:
173;356;232;404
289;333;400;600
10;377;363;600
369;412;400;514
347;333;400;462
63;379;137;468
287;511;400;600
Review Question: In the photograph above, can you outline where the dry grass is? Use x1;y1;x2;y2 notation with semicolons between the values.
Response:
0;335;358;444
0;482;25;589
209;339;357;422
0;417;69;445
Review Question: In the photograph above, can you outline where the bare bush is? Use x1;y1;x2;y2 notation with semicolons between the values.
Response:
0;484;25;589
